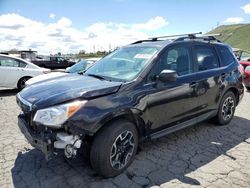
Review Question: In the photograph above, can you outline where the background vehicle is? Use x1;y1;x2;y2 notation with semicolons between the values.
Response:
17;33;244;178
233;48;250;61
233;48;250;90
0;54;50;90
26;59;97;86
32;56;76;69
241;62;250;90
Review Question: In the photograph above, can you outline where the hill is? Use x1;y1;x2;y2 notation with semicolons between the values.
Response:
208;24;250;51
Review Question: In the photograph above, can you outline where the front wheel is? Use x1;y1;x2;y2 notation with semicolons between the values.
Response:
246;86;250;91
214;91;236;125
90;120;138;177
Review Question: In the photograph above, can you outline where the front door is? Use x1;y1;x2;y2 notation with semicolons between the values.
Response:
0;56;21;88
145;43;199;133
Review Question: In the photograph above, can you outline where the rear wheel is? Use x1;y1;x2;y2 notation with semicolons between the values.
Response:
90;119;138;177
214;91;236;125
17;77;31;90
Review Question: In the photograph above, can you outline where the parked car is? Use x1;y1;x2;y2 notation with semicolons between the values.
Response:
233;48;250;90
26;59;95;86
233;48;250;61
32;56;75;69
17;33;244;177
0;54;50;90
240;61;250;90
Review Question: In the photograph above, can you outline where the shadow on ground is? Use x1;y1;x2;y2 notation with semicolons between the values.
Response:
0;89;18;97
11;116;250;187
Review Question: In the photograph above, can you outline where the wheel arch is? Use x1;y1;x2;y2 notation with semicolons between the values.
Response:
226;87;240;105
94;109;147;140
17;76;32;88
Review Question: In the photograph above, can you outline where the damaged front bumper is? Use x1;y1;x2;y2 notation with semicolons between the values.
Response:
18;114;82;160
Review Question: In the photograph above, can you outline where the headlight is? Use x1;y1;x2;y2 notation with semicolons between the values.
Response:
33;100;87;128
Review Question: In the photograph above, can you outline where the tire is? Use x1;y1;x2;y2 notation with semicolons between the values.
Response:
90;119;138;178
246;87;250;91
17;77;31;90
214;91;236;125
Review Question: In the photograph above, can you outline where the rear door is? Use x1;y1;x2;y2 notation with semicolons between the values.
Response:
193;42;223;114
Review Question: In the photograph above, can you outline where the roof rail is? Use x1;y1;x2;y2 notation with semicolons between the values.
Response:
131;32;203;44
131;32;222;45
131;39;159;45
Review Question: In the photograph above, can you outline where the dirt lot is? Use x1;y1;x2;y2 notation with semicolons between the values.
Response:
0;89;250;188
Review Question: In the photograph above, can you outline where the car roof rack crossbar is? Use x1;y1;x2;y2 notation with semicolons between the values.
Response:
131;32;203;44
148;32;202;41
174;33;222;43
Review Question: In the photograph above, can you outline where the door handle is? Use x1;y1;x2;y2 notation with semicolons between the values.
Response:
190;82;197;88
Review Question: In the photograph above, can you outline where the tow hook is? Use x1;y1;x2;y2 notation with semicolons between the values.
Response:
54;132;82;158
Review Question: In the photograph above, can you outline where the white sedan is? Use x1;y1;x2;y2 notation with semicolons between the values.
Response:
0;54;50;90
25;59;99;87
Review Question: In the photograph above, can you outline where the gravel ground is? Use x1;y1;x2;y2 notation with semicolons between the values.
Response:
0;88;250;188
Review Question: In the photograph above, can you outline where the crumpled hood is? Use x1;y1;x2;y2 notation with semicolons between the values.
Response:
19;74;122;109
25;72;68;86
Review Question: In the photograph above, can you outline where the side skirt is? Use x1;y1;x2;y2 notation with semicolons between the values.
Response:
150;111;217;140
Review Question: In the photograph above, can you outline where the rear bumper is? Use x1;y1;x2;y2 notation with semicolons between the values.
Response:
18;114;54;160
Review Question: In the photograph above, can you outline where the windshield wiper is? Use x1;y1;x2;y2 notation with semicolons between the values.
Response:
86;73;107;80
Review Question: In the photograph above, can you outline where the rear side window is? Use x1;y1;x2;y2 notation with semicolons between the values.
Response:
194;45;219;71
19;61;27;68
217;45;236;66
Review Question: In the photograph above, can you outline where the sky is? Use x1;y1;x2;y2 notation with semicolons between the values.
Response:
0;0;250;54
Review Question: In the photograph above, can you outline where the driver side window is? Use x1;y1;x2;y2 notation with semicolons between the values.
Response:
160;45;193;76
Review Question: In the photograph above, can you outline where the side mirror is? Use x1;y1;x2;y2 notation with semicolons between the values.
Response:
158;70;178;82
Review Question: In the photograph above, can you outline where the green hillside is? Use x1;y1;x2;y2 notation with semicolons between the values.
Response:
208;24;250;51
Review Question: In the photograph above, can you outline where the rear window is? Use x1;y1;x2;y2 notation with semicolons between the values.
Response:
217;45;236;66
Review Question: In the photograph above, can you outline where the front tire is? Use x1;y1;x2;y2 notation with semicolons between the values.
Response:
246;86;250;91
90;119;138;178
214;91;236;125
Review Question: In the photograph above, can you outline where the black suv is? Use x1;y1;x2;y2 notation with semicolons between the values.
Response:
17;33;244;177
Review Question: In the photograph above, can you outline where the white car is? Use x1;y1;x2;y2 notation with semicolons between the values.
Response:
0;54;50;90
25;59;98;87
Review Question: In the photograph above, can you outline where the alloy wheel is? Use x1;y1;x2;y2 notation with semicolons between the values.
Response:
110;130;135;170
221;96;235;121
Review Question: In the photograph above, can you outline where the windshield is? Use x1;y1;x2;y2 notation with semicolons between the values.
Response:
85;46;159;81
66;60;93;73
